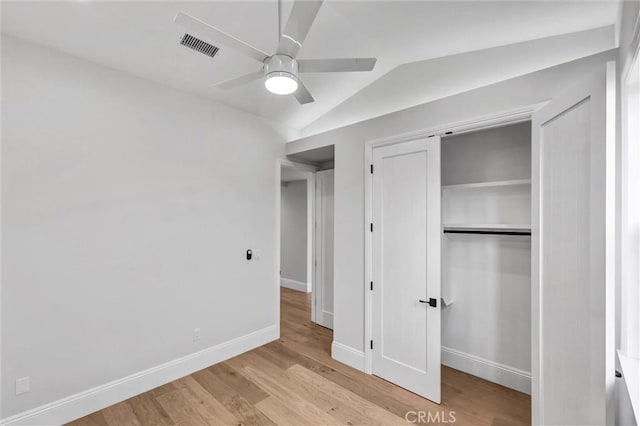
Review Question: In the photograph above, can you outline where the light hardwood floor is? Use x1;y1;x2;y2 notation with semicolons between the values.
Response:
70;288;531;425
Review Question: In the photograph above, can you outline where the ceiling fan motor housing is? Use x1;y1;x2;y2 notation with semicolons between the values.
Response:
264;54;299;80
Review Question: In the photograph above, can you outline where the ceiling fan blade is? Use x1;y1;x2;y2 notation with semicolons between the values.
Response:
298;58;377;73
175;12;270;63
294;78;314;104
277;0;323;58
215;70;264;90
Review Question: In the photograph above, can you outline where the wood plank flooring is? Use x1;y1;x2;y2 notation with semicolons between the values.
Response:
70;288;531;425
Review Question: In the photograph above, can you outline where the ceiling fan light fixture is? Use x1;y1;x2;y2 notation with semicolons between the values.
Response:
265;72;298;95
175;2;377;105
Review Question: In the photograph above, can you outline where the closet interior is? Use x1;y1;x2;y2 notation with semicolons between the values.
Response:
440;121;532;394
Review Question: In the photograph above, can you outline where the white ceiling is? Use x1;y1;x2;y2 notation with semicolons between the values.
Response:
303;24;616;137
1;1;620;141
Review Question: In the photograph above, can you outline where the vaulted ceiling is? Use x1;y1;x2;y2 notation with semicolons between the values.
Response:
1;1;620;140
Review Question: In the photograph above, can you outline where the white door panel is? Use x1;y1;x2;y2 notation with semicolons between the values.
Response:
532;63;615;425
315;170;334;329
372;137;441;403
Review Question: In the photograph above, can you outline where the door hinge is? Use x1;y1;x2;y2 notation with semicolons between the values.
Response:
370;340;373;350
370;164;374;174
370;223;373;232
370;281;373;291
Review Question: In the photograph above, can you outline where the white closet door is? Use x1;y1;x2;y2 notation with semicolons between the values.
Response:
532;63;615;425
314;170;334;329
371;137;441;403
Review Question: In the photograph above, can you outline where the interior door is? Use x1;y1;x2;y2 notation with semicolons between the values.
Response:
371;137;441;403
532;63;615;425
314;170;334;329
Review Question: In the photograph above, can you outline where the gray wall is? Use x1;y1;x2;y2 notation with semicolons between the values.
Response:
280;181;308;284
441;122;531;185
1;36;284;418
287;49;617;356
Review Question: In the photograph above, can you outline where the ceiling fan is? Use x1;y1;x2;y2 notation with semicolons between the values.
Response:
174;0;377;104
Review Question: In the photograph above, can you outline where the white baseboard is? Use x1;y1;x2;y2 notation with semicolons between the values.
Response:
331;341;365;372
1;325;278;426
280;278;310;293
442;346;531;395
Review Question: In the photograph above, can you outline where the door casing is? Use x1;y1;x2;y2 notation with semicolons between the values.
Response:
315;169;335;329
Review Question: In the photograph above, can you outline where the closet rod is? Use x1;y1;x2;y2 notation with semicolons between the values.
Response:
443;229;531;236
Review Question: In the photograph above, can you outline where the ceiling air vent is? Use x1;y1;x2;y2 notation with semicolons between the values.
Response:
180;33;219;58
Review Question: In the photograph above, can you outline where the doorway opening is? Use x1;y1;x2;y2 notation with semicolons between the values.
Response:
280;166;314;295
278;146;335;334
363;107;539;419
440;121;532;396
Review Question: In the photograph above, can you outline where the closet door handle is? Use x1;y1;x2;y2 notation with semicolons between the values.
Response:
419;298;437;308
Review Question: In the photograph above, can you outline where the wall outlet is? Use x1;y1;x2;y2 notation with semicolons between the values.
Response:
15;377;29;395
193;328;201;342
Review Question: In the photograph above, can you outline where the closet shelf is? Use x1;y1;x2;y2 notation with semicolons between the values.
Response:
443;224;531;235
442;179;531;190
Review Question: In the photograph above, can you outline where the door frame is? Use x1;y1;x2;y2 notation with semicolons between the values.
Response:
314;169;335;329
363;103;544;379
277;159;318;325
